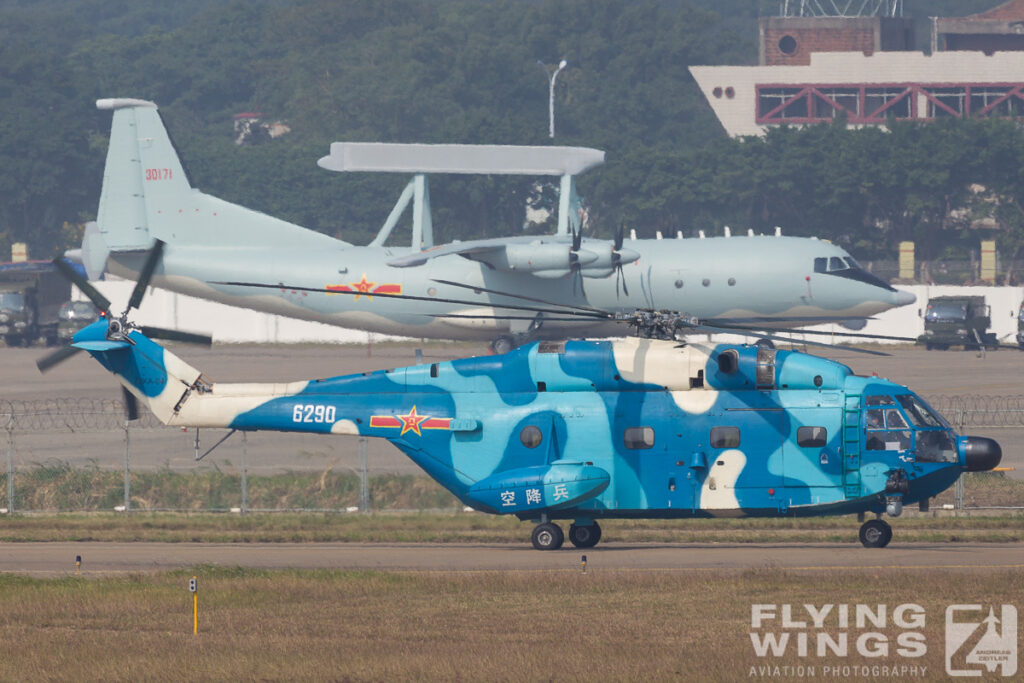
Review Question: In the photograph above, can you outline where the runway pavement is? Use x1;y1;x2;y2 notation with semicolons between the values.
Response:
2;541;1022;575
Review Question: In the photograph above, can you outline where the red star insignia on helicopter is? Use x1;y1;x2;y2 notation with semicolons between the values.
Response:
398;405;431;436
350;274;376;301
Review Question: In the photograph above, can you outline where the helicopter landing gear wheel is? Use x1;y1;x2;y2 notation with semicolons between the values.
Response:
490;336;514;355
531;522;564;550
858;519;893;548
568;522;602;548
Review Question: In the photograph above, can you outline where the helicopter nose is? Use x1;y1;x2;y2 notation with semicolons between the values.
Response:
894;289;916;307
961;436;1002;472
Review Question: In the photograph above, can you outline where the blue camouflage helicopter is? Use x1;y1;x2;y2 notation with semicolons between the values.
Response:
39;259;1001;550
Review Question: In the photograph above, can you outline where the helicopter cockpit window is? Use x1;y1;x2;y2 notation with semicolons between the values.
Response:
520;425;542;449
710;426;740;448
865;399;911;452
916;430;957;462
797;426;827;448
895;395;946;428
624;426;655;450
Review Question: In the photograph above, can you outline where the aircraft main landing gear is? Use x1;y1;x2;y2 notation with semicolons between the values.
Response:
568;521;602;548
531;522;564;550
858;519;893;548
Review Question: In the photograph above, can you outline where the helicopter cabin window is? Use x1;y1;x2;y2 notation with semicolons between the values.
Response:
710;426;740;448
624;427;655;450
520;425;542;449
797;426;827;448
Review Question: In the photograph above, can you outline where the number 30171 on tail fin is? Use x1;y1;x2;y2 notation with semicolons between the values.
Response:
144;168;173;181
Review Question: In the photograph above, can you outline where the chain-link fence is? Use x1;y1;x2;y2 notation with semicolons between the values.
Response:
2;395;1021;513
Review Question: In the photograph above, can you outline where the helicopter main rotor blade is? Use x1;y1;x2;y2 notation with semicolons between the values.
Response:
208;280;609;320
126;239;166;312
686;322;890;356
430;278;610;316
139;326;213;346
709;321;918;343
52;258;111;314
35;345;83;373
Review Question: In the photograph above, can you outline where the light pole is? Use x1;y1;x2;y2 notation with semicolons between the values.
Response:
539;59;568;139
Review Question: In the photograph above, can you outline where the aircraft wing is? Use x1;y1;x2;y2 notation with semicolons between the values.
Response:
386;235;571;268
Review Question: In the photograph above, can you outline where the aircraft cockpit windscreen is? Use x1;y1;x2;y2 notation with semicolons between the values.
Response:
813;255;894;291
924;301;967;322
863;395;956;462
895;395;948;428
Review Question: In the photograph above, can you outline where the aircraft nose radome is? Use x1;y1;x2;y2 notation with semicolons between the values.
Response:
963;436;1002;472
894;289;916;306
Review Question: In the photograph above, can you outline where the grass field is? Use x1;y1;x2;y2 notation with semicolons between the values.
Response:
3;464;1022;513
0;567;1019;681
0;510;1021;544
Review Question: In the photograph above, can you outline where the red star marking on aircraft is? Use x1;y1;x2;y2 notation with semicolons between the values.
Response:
397;405;430;436
368;407;451;436
350;273;376;301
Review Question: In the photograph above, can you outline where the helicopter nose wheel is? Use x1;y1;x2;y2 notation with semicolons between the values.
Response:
858;519;893;548
568;521;602;548
531;522;564;550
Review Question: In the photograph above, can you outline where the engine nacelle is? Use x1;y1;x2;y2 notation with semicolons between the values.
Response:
473;242;598;274
579;243;640;278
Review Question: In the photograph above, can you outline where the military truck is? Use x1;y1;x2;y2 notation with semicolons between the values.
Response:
917;295;998;351
0;262;72;347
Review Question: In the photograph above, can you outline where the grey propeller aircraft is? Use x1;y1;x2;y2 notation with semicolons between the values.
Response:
37;264;1000;550
71;98;914;352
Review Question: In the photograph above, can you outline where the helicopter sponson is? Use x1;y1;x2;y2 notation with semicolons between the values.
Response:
69;322;1000;550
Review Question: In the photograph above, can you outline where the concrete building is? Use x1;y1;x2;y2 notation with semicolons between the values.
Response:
691;1;1024;137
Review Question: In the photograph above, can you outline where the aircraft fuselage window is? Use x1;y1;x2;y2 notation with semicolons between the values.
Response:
520;425;542;449
797;426;827;448
624;426;655;450
829;256;845;271
710;426;740;448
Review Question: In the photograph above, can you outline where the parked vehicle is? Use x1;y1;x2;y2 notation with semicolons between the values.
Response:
917;295;998;351
0;262;72;347
57;300;101;343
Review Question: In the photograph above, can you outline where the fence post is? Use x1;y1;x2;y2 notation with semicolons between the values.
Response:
241;431;248;514
123;420;131;511
954;405;966;511
6;412;13;515
358;436;369;513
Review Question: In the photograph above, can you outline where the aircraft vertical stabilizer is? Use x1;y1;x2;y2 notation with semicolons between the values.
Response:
96;99;159;251
94;98;346;254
